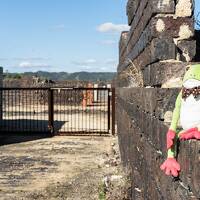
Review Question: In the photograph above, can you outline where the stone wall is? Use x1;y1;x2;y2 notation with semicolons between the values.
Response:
117;0;195;88
0;67;2;87
117;88;200;199
116;0;200;199
0;67;3;120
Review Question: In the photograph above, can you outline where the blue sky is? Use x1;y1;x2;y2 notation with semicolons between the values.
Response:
0;0;128;73
0;0;199;73
195;0;200;30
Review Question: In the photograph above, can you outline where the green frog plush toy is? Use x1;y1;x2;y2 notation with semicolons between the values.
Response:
160;64;200;177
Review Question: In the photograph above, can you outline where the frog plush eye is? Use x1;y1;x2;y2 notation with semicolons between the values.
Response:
186;65;191;71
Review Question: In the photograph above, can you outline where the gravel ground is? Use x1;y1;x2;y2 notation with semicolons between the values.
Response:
0;135;128;200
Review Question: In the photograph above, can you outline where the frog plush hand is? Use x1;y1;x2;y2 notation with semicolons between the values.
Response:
160;64;200;177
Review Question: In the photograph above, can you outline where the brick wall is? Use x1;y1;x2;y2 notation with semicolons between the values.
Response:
117;88;200;199
0;67;3;120
117;0;195;88
0;67;2;87
116;0;200;199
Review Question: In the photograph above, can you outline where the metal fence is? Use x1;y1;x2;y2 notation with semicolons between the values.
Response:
0;88;49;134
0;87;115;135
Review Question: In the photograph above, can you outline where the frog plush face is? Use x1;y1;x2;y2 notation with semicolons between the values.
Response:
183;65;200;87
182;65;200;99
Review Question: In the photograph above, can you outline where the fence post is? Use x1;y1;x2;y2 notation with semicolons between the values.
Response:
112;88;115;135
0;67;3;121
108;89;111;133
48;88;54;135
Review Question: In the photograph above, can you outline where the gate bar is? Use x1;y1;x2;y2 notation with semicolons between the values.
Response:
48;89;54;134
112;88;115;135
108;89;111;132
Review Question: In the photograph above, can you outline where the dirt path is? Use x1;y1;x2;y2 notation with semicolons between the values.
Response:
0;135;124;200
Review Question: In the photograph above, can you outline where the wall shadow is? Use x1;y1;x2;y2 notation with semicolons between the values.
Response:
0;119;65;146
194;30;200;61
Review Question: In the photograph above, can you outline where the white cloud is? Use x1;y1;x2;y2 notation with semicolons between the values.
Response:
105;59;117;65
99;67;108;71
85;59;97;64
18;61;50;68
97;22;130;33
71;58;117;72
80;65;93;70
13;57;50;61
0;57;50;62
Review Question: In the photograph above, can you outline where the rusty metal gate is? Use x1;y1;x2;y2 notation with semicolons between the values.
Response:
0;87;115;135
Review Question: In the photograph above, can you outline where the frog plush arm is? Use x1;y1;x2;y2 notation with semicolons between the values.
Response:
160;92;181;177
167;91;182;157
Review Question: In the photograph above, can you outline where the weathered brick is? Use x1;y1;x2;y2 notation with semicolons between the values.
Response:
123;38;176;71
143;61;187;87
127;0;175;53
119;31;129;67
194;30;200;61
175;0;193;17
127;17;194;60
126;0;140;25
177;40;196;62
0;67;3;121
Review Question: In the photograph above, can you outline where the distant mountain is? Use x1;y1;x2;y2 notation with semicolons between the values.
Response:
4;71;116;82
